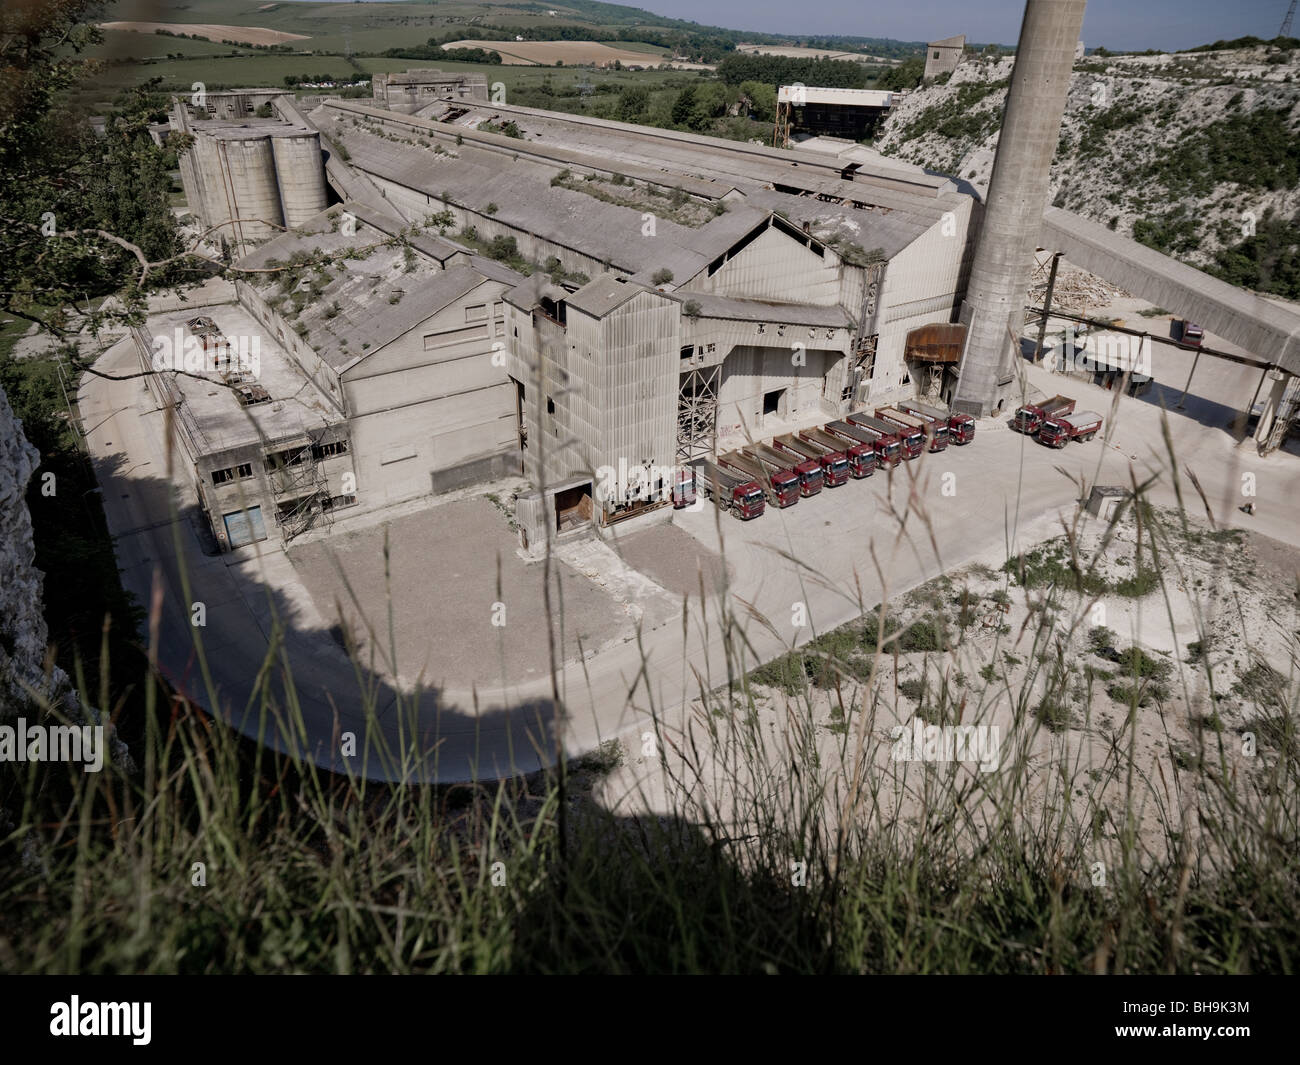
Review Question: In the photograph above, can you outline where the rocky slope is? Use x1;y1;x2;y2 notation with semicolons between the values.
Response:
876;44;1300;297
0;386;128;763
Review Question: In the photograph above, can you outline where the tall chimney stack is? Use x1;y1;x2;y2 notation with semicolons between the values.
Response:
951;0;1087;417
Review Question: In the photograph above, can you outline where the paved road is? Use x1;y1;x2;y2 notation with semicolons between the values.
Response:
80;335;1300;782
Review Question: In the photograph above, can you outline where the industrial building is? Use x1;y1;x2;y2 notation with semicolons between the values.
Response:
924;36;967;81
772;86;896;146
171;97;329;250
370;70;490;114
156;39;1300;551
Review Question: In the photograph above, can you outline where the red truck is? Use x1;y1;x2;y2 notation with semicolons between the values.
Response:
900;399;975;445
692;459;766;519
1014;394;1075;435
748;442;823;497
804;426;876;478
671;466;696;508
846;413;908;466
719;450;800;508
775;432;849;487
870;408;925;458
824;419;894;470
1038;410;1103;448
878;406;945;453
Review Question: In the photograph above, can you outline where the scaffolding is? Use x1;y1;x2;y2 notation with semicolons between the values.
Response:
676;365;720;463
268;435;333;542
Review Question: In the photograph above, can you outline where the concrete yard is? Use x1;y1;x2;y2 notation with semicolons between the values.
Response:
288;497;634;689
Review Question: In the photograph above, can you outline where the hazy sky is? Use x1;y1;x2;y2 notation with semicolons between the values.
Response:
622;0;1290;50
347;0;1288;52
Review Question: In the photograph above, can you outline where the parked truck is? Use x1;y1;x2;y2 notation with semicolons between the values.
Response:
877;406;945;453
671;465;696;508
869;408;925;458
1013;394;1075;435
900;399;975;445
803;426;876;478
1038;410;1103;448
691;460;766;519
846;413;908;467
748;442;823;497
824;419;896;470
719;450;800;508
775;432;849;486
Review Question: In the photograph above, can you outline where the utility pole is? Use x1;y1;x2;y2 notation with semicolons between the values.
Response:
1282;1;1297;38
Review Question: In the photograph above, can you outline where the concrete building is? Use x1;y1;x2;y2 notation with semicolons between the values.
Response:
132;197;525;550
371;70;490;114
924;35;967;81
173;98;329;250
773;86;895;146
295;94;981;526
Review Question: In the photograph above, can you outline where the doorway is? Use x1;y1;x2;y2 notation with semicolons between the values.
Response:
763;388;786;418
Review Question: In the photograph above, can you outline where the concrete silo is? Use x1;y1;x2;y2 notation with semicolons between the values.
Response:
952;0;1087;417
214;132;285;248
271;130;329;229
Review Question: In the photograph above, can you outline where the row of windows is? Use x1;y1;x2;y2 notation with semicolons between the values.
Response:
212;463;253;486
214;441;349;485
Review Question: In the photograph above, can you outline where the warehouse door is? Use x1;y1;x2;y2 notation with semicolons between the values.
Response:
223;506;267;548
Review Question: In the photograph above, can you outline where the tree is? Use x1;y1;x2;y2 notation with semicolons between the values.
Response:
671;85;698;126
1;6;203;341
616;86;649;121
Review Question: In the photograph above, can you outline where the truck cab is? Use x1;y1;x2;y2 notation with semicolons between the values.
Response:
845;414;905;467
750;443;822;496
873;408;926;459
720;451;800;507
1014;395;1075;435
776;433;849;487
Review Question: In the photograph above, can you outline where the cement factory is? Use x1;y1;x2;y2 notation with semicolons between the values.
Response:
139;0;1300;554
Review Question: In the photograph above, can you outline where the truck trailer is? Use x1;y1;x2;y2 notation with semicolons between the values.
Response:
748;442;823;497
900;399;974;445
1038;410;1103;448
775;432;849;486
803;426;876;478
877;406;945;453
846;413;909;466
691;460;766;519
870;408;926;458
1014;394;1075;435
719;450;800;507
827;419;901;468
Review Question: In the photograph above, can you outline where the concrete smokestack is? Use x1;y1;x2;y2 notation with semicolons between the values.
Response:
952;0;1087;417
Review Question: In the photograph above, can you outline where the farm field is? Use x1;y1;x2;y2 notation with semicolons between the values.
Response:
735;43;897;63
441;40;671;67
98;21;309;45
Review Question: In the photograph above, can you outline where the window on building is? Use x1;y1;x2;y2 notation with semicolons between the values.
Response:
212;467;234;485
236;463;253;479
933;51;940;59
681;345;696;360
312;440;350;459
465;303;488;323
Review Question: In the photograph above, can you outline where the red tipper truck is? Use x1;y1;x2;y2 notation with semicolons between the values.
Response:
872;408;926;458
775;432;849;487
671;465;696;508
692;459;766;519
719;450;800;508
824;420;892;471
900;399;974;445
878;406;945;453
846;413;907;467
1038;410;1103;448
1014;394;1075;435
748;442;823;497
803;426;876;478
